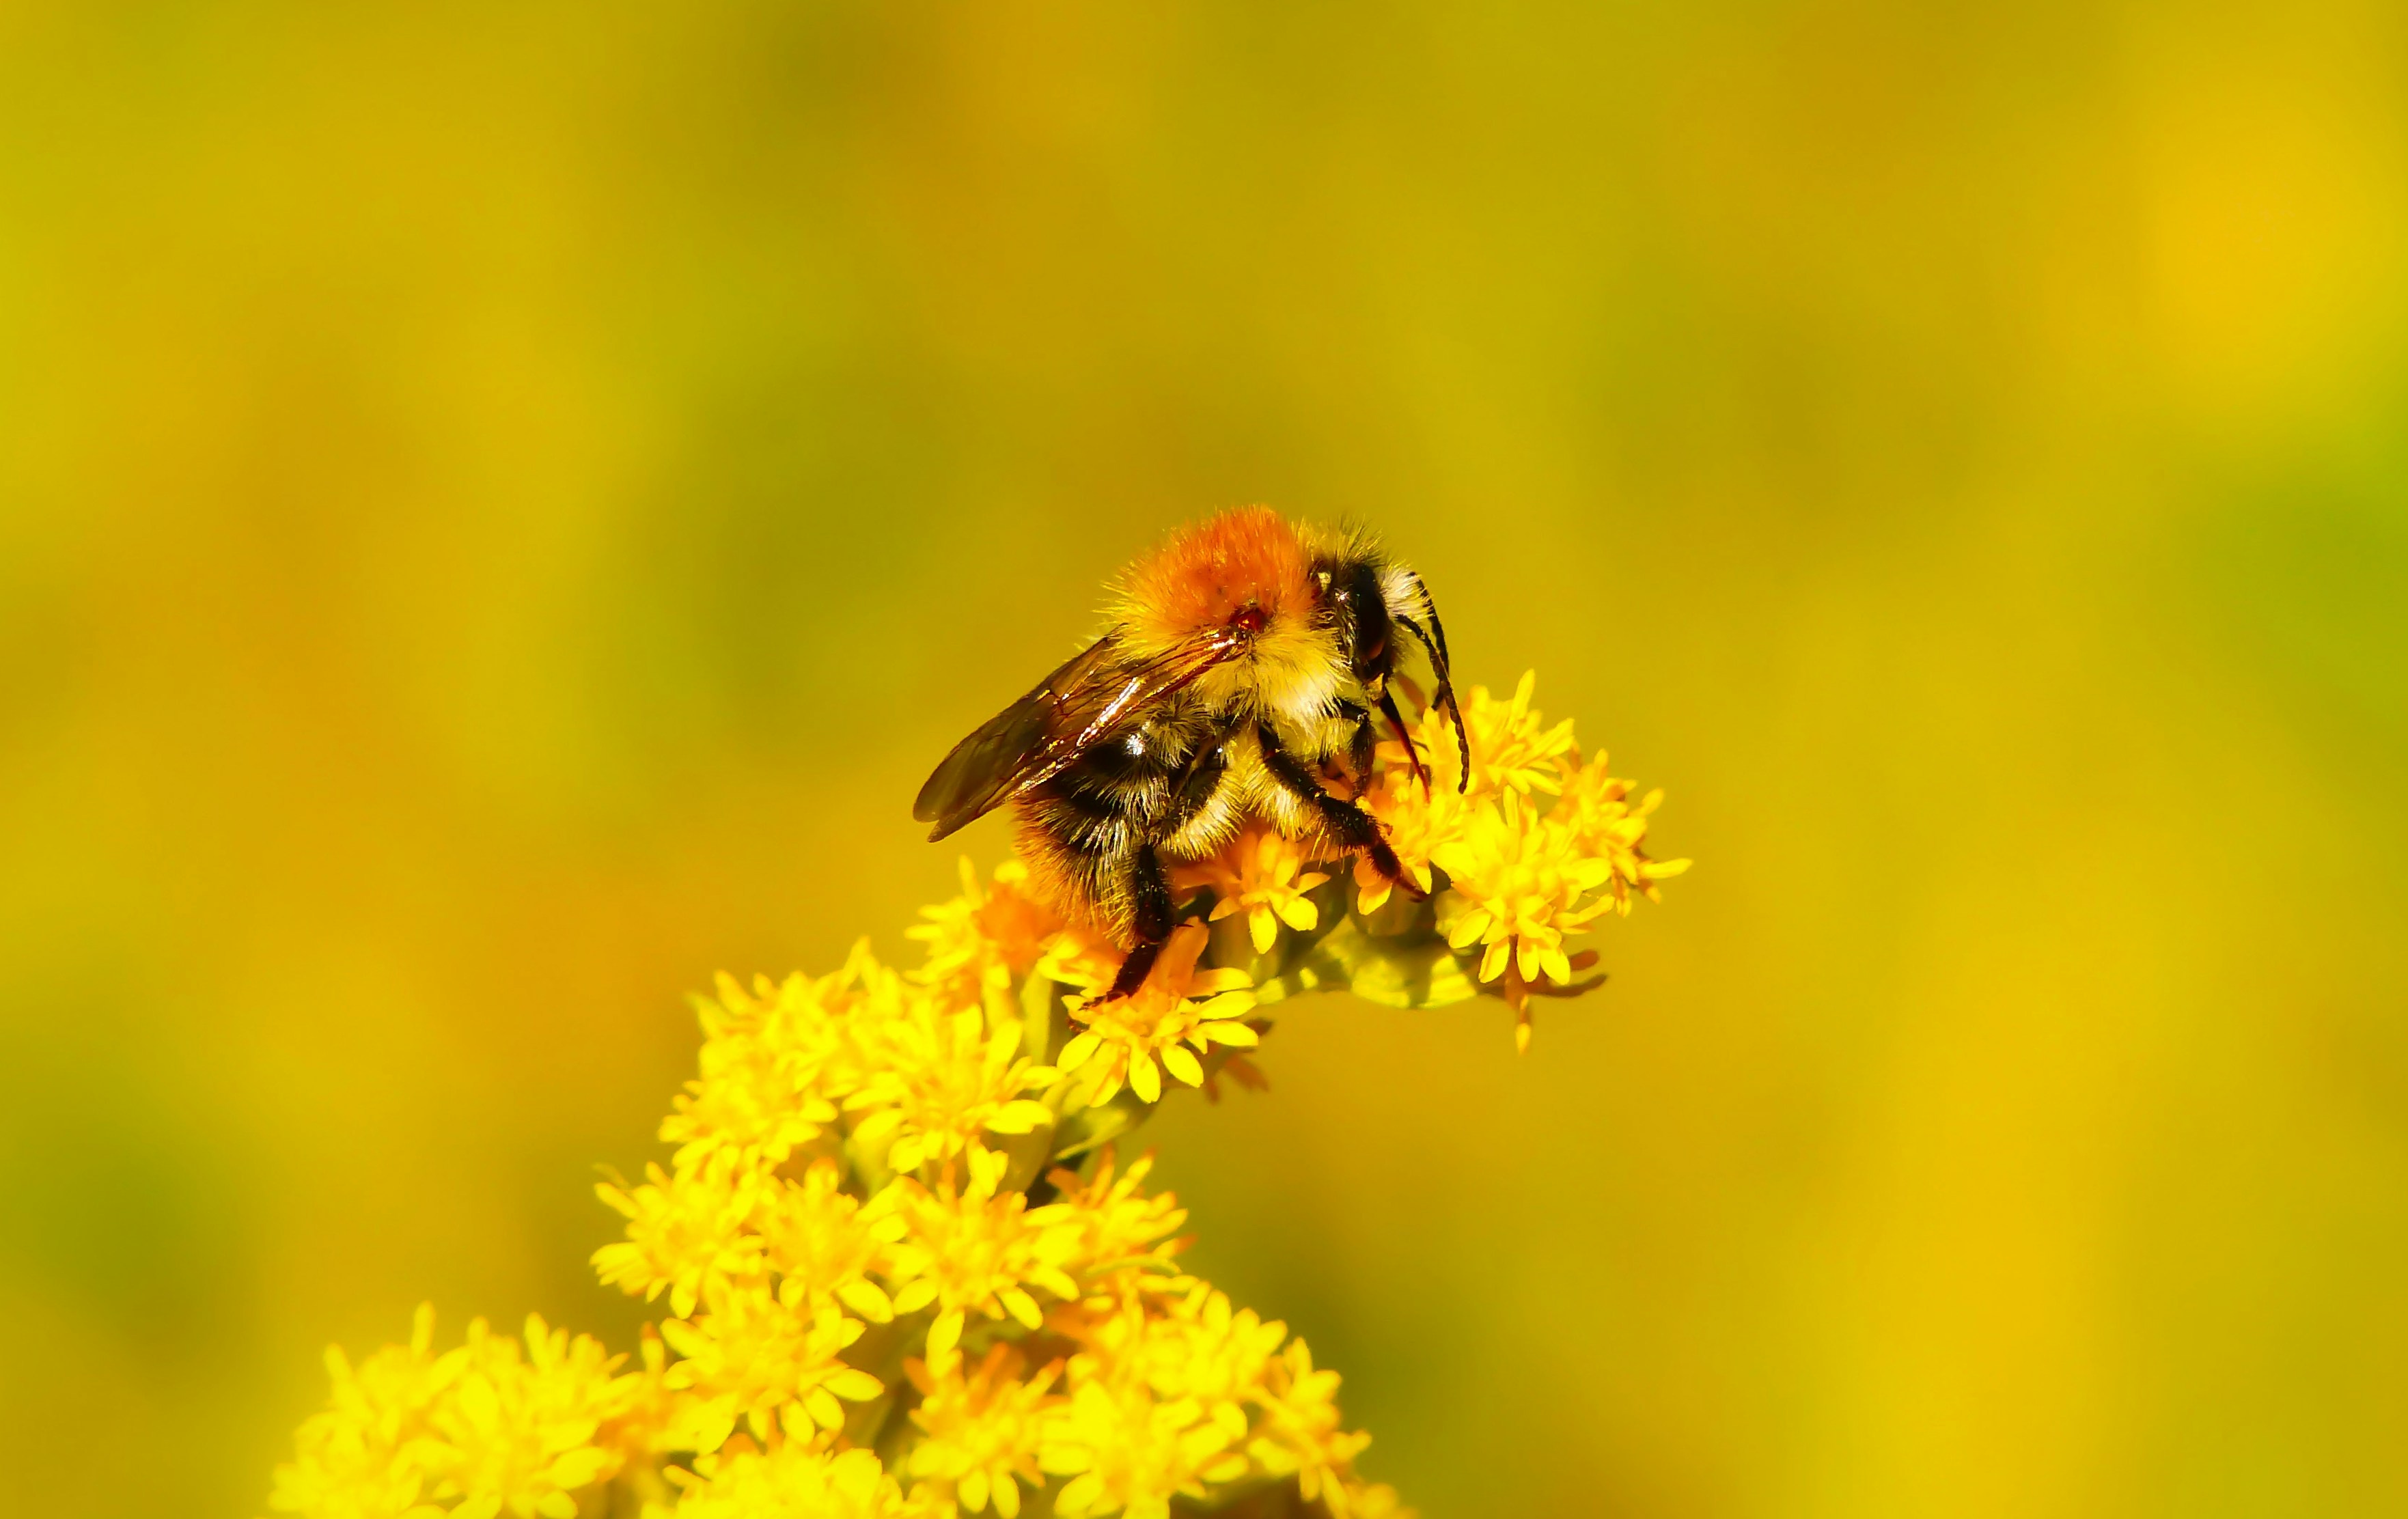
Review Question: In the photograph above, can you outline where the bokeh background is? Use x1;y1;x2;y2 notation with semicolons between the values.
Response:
4;2;2406;1515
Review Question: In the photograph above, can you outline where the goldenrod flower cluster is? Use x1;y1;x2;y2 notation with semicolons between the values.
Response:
1354;673;1690;1050
266;671;1680;1518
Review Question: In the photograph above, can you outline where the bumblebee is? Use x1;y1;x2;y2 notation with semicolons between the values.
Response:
913;507;1467;1002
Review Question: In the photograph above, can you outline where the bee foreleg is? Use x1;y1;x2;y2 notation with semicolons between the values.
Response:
1254;721;1422;898
1373;686;1428;790
1330;696;1376;783
1396;613;1469;791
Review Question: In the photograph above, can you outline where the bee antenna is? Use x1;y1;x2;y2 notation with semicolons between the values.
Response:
1422;589;1454;671
1397;609;1471;792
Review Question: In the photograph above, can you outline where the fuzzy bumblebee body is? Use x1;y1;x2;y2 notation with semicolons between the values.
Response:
915;507;1465;1000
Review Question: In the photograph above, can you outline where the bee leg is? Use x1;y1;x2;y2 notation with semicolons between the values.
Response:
1096;844;1174;1003
1398;613;1469;792
1092;728;1239;1005
1330;695;1376;785
1373;687;1429;791
1255;721;1422;899
1099;938;1163;1003
1161;724;1237;835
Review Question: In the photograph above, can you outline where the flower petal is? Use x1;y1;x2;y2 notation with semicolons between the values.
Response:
928;1307;965;1360
1056;1031;1101;1072
825;1367;886;1402
1194;990;1257;1020
984;1100;1055;1134
1479;938;1511;982
1249;906;1278;954
837;1279;895;1324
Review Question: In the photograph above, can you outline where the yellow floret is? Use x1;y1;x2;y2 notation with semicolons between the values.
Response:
907;1343;1062;1518
661;972;843;1172
758;1157;907;1322
266;1307;654;1519
1029;1149;1188;1281
1553;747;1693;912
909;857;1066;1015
1455;670;1578;798
1038;1290;1254;1519
1250;1336;1376;1515
658;1290;885;1453
844;992;1058;1177
879;1146;1085;1363
593;1148;771;1320
1182;823;1332;955
1057;925;1260;1106
1433;790;1618;991
667;1444;939;1519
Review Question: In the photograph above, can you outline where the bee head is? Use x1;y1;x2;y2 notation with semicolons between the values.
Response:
1315;548;1471;790
1314;557;1395;686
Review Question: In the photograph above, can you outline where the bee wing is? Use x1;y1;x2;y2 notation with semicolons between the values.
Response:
913;628;1243;842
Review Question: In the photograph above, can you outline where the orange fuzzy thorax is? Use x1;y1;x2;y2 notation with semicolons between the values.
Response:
1109;507;1351;731
1111;506;1320;656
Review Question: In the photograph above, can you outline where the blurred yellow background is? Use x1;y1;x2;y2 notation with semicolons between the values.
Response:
4;2;2406;1515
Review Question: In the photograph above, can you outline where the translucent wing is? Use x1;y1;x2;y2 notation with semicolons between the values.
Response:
913;628;1243;841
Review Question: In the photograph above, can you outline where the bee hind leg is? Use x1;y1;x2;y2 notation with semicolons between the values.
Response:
1091;726;1241;1005
1098;940;1163;1003
1094;843;1174;1003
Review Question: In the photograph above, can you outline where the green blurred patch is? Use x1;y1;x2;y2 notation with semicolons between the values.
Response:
2184;406;2408;764
0;963;245;1354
